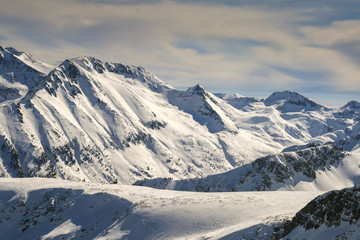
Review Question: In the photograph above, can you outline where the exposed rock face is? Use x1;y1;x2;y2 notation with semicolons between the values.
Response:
282;185;360;238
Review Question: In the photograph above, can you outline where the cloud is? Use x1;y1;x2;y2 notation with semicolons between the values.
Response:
0;0;359;102
301;20;360;46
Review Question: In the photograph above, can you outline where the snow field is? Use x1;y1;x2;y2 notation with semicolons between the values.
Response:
0;178;322;240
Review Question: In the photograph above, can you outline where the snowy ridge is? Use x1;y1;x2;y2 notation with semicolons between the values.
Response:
216;92;262;110
135;144;360;191
0;46;44;94
214;92;244;100
167;84;238;133
4;47;54;74
72;56;174;92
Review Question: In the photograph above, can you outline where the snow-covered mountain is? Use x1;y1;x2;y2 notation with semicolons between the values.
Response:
0;46;359;186
264;90;324;112
1;46;360;239
217;90;324;113
0;47;258;184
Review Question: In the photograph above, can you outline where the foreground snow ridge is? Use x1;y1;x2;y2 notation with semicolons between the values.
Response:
0;46;360;239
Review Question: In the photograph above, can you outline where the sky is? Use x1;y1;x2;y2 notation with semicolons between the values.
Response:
0;0;359;107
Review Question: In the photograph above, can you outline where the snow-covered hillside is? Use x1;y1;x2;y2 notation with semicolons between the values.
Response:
135;144;360;191
0;178;322;240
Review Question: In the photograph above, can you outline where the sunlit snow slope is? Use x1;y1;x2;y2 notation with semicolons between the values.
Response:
0;46;359;187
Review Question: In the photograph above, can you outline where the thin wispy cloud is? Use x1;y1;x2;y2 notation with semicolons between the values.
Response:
0;0;359;106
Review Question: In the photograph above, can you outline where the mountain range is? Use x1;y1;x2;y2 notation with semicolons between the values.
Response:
0;46;359;239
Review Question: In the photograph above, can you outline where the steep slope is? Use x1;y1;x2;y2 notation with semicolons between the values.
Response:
3;47;53;74
167;84;238;133
283;185;360;240
0;46;47;103
0;46;360;240
166;84;282;166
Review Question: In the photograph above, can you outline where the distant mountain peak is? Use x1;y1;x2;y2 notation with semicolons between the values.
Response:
0;46;46;89
264;90;322;112
265;90;303;102
215;92;262;110
0;46;53;74
342;100;360;110
226;93;243;99
215;92;244;100
187;84;207;93
3;47;37;66
5;47;27;57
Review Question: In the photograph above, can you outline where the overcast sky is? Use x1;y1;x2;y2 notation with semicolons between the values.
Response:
1;0;359;106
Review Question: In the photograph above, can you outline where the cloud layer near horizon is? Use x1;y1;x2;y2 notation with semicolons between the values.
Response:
0;0;359;104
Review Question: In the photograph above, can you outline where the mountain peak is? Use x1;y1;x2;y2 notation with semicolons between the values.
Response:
0;46;53;74
47;56;173;96
57;59;81;80
265;90;301;102
264;90;322;112
4;47;39;66
71;56;107;74
0;46;48;89
5;47;26;57
342;100;360;110
187;84;207;93
216;92;244;100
